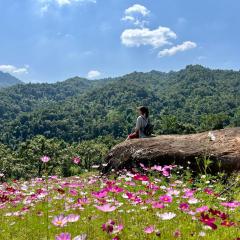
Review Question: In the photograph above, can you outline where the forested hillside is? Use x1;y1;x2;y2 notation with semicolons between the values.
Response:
0;65;239;147
0;71;23;88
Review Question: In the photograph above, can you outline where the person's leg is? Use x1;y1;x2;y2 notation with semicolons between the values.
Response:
127;132;139;140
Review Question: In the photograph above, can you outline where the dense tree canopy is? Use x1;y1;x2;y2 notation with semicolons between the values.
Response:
0;65;239;147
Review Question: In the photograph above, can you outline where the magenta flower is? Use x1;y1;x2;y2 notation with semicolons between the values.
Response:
133;174;149;181
95;204;117;212
52;215;68;227
102;220;123;234
73;156;81;164
200;213;217;230
179;203;189;212
204;188;214;195
55;233;71;240
41;156;50;163
144;225;155;234
221;220;235;227
159;195;172;203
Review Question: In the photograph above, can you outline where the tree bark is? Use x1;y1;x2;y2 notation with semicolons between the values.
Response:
102;128;240;174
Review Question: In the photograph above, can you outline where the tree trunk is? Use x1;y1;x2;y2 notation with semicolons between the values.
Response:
102;128;240;174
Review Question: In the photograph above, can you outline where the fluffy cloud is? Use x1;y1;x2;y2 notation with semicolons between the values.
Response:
125;4;150;16
87;70;101;79
0;65;29;75
121;27;177;48
158;41;197;57
122;4;150;27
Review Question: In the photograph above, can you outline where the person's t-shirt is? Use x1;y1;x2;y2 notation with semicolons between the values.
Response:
136;116;148;138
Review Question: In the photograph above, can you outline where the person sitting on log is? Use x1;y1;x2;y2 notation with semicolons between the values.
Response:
127;106;154;140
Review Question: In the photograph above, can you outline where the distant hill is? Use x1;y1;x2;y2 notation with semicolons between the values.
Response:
0;65;239;146
0;71;23;88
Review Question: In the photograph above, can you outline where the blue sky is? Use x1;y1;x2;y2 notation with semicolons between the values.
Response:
0;0;240;83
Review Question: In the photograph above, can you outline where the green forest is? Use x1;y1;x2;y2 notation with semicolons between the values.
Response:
0;65;240;179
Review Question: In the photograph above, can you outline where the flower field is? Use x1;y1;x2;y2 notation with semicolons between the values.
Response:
0;161;239;240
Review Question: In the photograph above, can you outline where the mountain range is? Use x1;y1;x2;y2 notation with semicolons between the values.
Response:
0;65;239;147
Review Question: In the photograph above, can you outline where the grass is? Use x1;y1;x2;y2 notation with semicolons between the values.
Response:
0;164;239;240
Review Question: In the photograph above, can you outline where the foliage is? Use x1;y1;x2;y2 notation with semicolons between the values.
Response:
0;65;239;147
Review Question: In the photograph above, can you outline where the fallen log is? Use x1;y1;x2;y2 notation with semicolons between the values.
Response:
102;128;240;174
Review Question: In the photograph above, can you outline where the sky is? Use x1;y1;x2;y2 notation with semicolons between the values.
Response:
0;0;240;83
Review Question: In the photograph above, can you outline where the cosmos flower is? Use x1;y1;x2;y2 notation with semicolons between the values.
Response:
221;201;240;209
157;212;176;220
179;203;190;212
66;214;80;223
133;174;149;181
221;220;235;227
72;157;81;164
95;204;117;212
40;156;50;163
92;189;108;198
52;215;68;227
55;232;71;240
199;213;217;230
152;202;165;209
159;195;173;203
196;206;209;213
144;225;155;234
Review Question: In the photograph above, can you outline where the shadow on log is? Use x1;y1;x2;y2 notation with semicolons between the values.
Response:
102;128;240;174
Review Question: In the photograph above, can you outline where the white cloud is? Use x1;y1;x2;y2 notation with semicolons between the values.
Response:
158;41;197;57
122;4;150;27
87;70;101;79
121;27;177;48
38;0;96;13
125;4;150;16
0;65;29;75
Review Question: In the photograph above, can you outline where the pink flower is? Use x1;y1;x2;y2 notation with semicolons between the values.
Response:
95;204;117;212
152;202;165;209
52;215;68;227
55;233;71;240
196;206;209;213
159;195;172;203
66;214;80;223
179;203;189;212
144;225;155;234
204;188;214;195
173;229;181;238
41;156;50;163
140;163;149;171
108;186;124;193
221;201;240;209
92;189;108;198
73;156;81;164
133;174;149;181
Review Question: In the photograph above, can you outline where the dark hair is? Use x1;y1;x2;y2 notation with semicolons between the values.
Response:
138;106;149;118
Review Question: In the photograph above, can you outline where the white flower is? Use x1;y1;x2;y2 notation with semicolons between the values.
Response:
188;198;199;204
199;231;206;237
156;212;176;220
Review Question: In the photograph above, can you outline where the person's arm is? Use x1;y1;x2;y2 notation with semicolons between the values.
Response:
135;117;141;133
